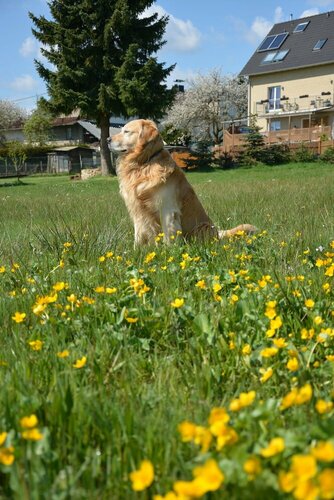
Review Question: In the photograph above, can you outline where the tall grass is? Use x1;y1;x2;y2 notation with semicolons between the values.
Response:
0;163;333;498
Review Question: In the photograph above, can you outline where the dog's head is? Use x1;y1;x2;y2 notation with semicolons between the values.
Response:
108;119;164;163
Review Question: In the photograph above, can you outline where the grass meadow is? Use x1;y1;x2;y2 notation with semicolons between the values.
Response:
0;162;334;499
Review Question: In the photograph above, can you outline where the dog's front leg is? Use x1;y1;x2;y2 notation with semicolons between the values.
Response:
160;208;182;243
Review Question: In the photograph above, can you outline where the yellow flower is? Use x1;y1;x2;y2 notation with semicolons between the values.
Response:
260;367;273;383
287;357;299;371
73;356;87;369
230;294;239;304
67;294;77;304
311;441;334;462
243;456;262;477
212;283;222;293
28;340;43;351
57;350;70;358
315;399;333;414
290;454;317;481
178;421;197;442
0;266;6;273
106;287;117;294
0;446;15;466
318;469;334;499
270;316;282;330
0;433;7;446
295;383;312;405
12;312;26;323
260;347;278;358
260;437;285;458
293;479;319;500
193;426;212;453
53;282;67;291
208;407;230;426
195;280;206;290
305;299;315;309
129;460;154;491
242;344;251;355
98;256;106;262
20;414;38;429
144;252;156;264
229;391;256;411
125;317;139;323
22;428;43;441
272;337;287;348
192;459;224;493
63;242;72;248
94;286;105;293
279;471;296;493
171;298;184;308
32;303;47;315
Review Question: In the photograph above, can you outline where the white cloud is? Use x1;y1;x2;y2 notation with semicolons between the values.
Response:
300;8;320;17
142;5;202;52
274;7;284;23
10;75;38;93
19;37;39;57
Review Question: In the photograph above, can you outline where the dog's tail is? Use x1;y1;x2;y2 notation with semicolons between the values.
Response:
218;224;257;239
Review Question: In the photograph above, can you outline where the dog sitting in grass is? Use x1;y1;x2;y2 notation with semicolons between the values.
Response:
109;119;256;246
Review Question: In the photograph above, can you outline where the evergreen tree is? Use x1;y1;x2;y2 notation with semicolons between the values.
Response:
243;115;265;161
29;0;175;174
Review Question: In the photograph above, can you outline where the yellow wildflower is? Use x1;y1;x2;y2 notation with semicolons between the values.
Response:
242;344;251;355
243;456;262;477
0;446;15;466
260;367;273;383
171;298;184;308
260;437;285;458
318;469;334;499
12;312;26;323
53;282;67;291
311;441;334;462
125;317;139;323
260;347;278;358
195;280;206;290
0;266;6;273
178;421;197;442
212;283;222;293
287;357;299;371
0;433;7;446
305;299;315;309
279;471;296;493
290;454;317;481
20;414;38;429
144;252;156;264
208;407;230;426
315;399;333;414
22;428;43;441
57;350;70;358
129;460;154;491
28;340;43;351
73;356;87;369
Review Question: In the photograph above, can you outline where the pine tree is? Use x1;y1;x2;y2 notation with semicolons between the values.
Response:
29;0;175;174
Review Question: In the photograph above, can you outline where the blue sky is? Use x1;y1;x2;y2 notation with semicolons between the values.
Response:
1;0;334;111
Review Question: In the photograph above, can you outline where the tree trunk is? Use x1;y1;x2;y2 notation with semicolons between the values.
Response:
99;114;115;176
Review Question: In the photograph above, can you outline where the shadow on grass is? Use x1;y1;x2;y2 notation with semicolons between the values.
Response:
0;179;34;188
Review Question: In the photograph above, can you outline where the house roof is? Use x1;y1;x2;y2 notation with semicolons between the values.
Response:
240;10;334;76
78;120;123;140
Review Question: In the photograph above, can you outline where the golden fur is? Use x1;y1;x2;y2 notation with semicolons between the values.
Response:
109;119;256;245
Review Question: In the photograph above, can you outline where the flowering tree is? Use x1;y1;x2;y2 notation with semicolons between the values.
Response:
164;69;248;145
0;101;27;143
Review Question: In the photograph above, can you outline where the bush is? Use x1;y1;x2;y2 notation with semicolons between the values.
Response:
320;146;334;163
292;143;317;162
212;151;235;169
261;144;291;165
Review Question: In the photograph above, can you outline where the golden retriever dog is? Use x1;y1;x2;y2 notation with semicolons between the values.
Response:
109;119;256;246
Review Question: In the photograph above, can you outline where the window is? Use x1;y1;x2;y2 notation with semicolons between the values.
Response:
261;50;289;64
66;127;72;140
258;32;288;51
313;39;327;51
269;120;281;131
293;21;309;33
268;86;281;111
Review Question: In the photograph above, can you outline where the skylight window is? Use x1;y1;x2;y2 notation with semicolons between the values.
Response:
293;21;309;33
258;32;288;52
261;50;289;64
313;39;327;51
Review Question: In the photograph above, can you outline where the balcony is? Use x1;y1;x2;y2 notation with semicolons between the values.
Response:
255;93;333;116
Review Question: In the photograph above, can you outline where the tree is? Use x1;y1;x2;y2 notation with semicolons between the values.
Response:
7;141;27;182
29;0;175;175
164;69;248;145
0;100;27;144
23;102;54;145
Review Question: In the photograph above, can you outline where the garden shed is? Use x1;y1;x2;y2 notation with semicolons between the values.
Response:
47;146;96;174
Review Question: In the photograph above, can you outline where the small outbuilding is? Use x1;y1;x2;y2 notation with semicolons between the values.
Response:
47;146;96;174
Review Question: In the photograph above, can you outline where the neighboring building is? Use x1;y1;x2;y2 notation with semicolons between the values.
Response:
225;11;334;151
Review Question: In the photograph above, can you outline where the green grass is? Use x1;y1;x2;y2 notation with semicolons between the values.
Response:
0;162;333;499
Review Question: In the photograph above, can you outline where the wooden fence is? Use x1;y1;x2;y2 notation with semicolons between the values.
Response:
221;126;334;155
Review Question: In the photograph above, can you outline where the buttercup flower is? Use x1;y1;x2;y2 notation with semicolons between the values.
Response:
129;460;154;491
73;356;87;369
12;312;26;323
260;437;285;457
171;298;184;308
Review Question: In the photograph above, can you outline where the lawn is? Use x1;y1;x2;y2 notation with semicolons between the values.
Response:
0;162;333;499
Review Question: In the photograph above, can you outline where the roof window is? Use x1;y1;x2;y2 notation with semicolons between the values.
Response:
293;21;309;33
313;39;327;51
261;49;289;64
258;32;288;52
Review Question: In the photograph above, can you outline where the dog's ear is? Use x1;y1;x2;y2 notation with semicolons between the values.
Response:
139;120;159;144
